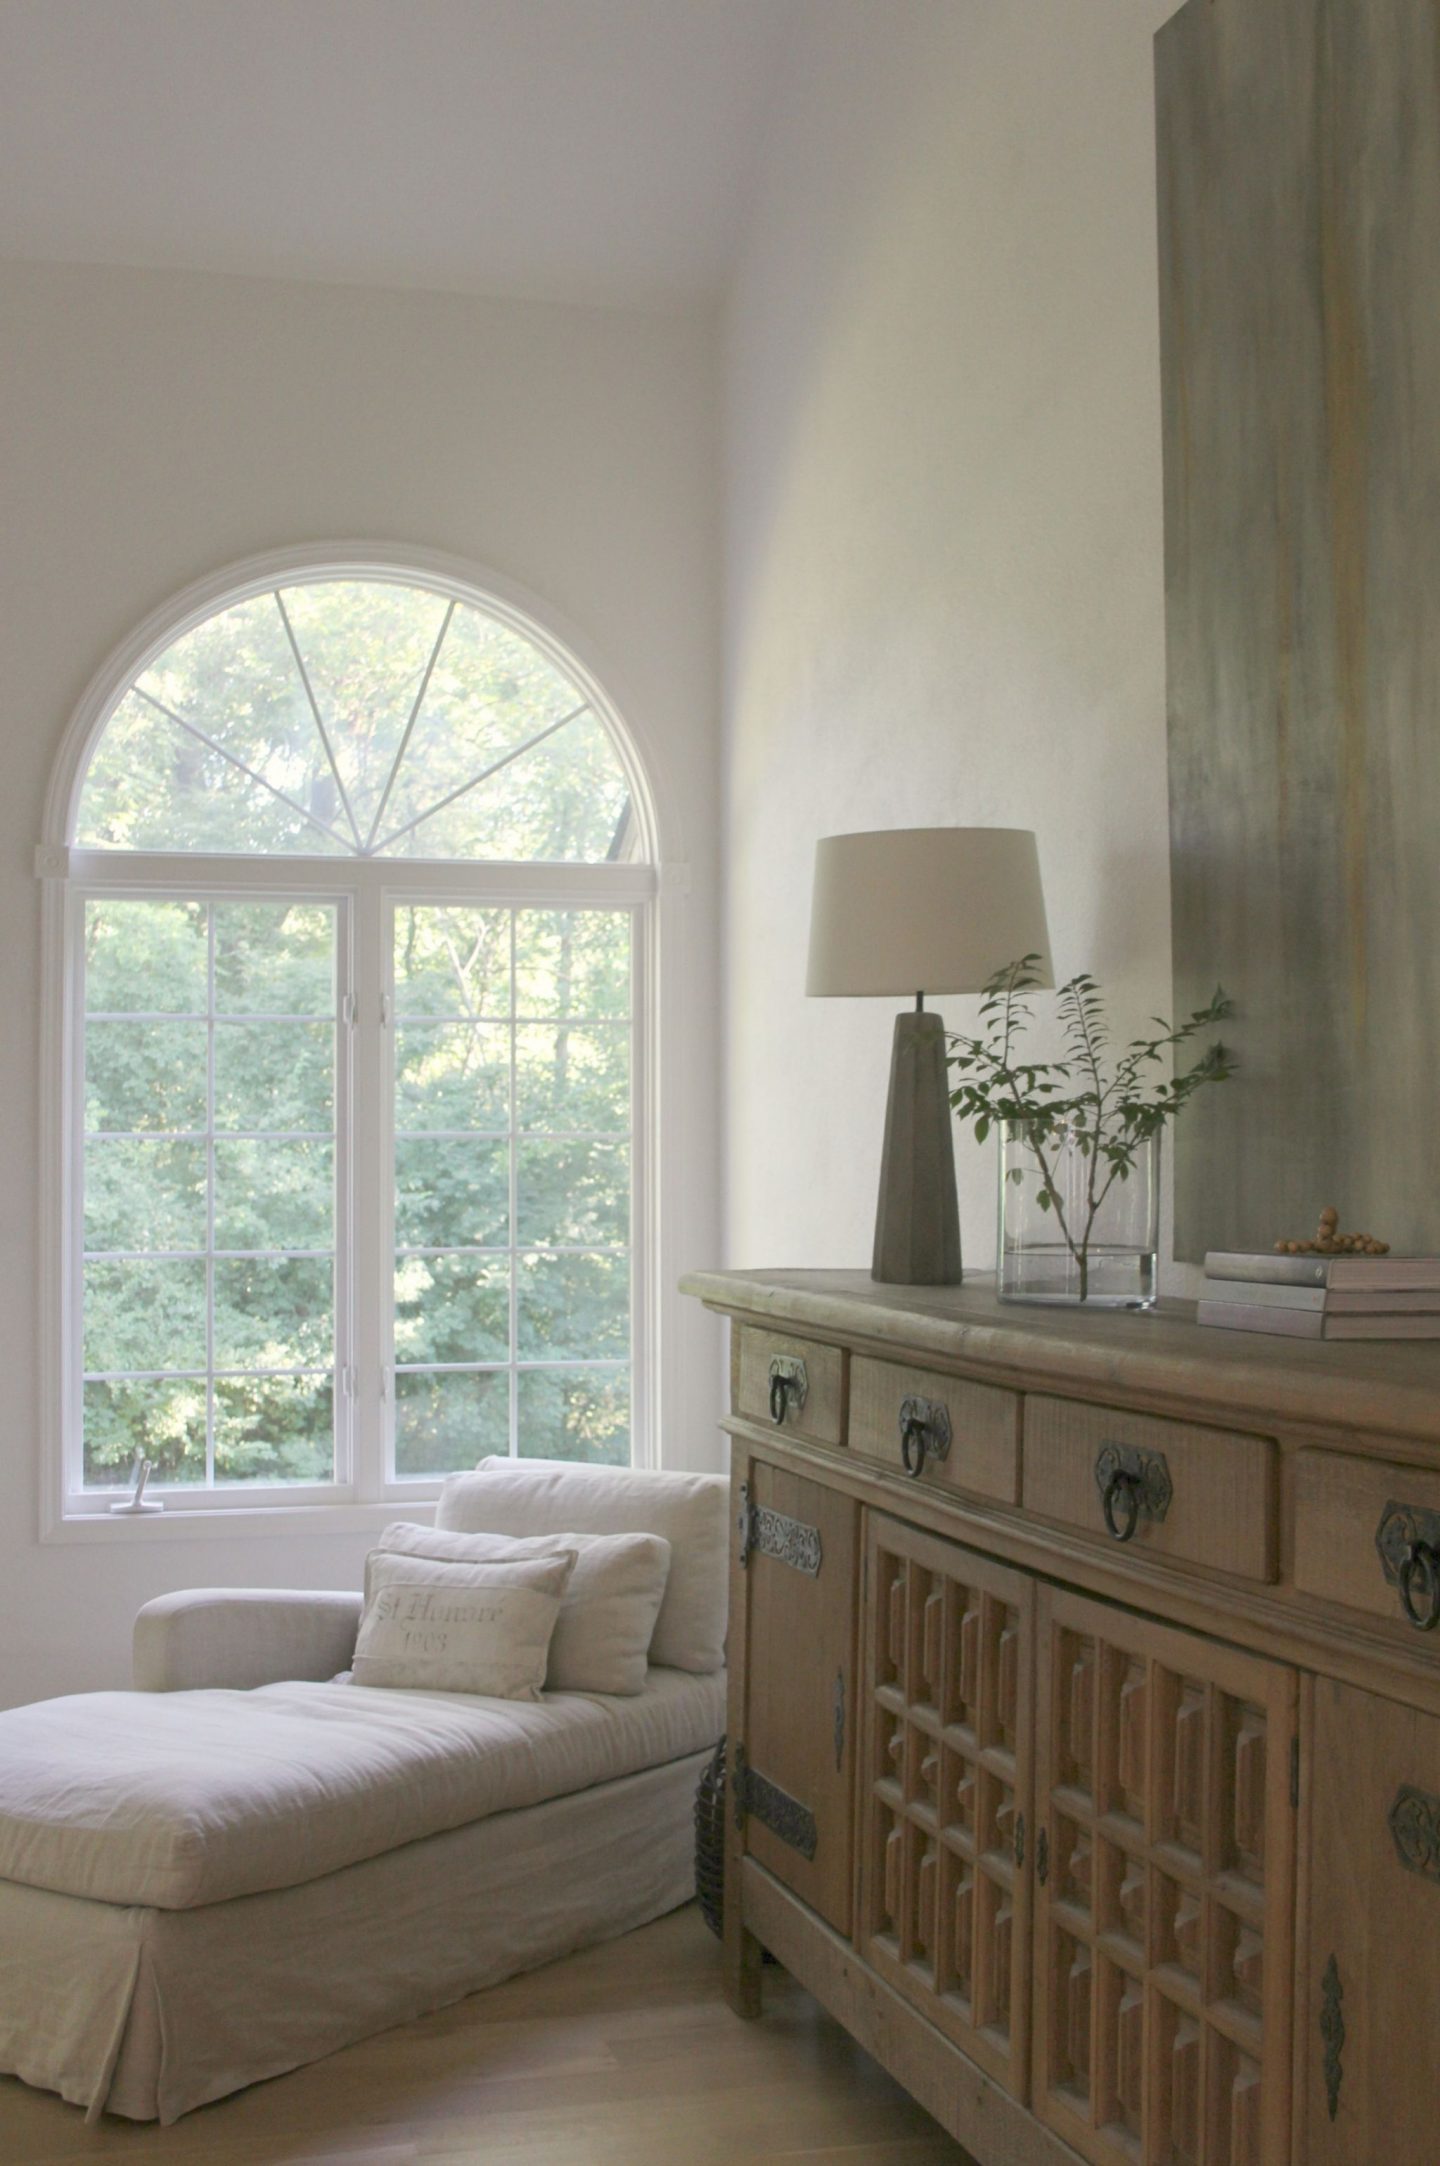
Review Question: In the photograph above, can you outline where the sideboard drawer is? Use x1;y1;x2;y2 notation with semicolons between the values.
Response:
850;1355;1019;1503
1022;1395;1278;1582
1295;1450;1440;1633
735;1327;845;1445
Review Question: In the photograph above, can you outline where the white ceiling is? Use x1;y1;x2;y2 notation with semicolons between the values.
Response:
0;0;810;308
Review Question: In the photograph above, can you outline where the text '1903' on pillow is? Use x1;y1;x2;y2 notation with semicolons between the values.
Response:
351;1551;576;1699
368;1523;671;1697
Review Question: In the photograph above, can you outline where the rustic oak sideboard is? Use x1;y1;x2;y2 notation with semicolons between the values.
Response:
681;1267;1440;2166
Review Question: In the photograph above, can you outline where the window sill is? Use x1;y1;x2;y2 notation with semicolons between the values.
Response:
44;1497;440;1544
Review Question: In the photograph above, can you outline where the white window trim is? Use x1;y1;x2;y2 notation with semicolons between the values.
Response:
37;545;683;1542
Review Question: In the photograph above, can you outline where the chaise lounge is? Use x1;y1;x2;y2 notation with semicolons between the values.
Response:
0;1457;728;2124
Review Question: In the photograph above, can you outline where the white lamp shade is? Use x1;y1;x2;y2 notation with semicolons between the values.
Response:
805;827;1052;997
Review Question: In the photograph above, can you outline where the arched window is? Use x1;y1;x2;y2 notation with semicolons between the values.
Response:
46;557;657;1522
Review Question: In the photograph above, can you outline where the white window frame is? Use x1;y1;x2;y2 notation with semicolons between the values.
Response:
37;547;672;1540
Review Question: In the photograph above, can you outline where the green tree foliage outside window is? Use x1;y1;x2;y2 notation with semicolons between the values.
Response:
73;577;641;1488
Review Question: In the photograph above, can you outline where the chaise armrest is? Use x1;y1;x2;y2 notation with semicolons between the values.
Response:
133;1588;363;1692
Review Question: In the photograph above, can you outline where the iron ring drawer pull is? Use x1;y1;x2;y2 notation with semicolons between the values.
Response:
1093;1444;1172;1543
1399;1541;1440;1631
896;1396;951;1479
1102;1468;1142;1542
767;1356;808;1426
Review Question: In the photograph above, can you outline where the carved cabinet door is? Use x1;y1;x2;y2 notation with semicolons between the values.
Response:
858;1512;1034;2097
735;1458;859;1934
1298;1679;1440;2163
1032;1587;1296;2166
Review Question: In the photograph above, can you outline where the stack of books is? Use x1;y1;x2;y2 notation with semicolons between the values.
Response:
1198;1252;1440;1339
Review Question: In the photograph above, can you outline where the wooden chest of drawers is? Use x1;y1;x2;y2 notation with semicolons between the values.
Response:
684;1266;1440;2166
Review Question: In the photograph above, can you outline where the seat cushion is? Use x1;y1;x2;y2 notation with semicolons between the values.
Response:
0;1666;724;1911
437;1457;728;1673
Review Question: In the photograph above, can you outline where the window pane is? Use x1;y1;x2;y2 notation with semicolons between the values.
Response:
394;1136;508;1250
515;1023;629;1132
138;594;343;829
214;903;335;1014
84;899;207;1013
76;689;350;856
214;1138;333;1252
214;1376;334;1484
517;1252;628;1361
514;909;631;1019
517;1368;629;1465
376;604;585;848
279;580;449;838
213;1257;333;1369
214;1021;334;1132
394;1369;509;1477
85;1020;208;1132
77;897;340;1495
378;711;630;863
393;905;510;1018
395;1024;509;1130
394;1254;510;1365
83;1259;207;1373
83;1378;206;1488
85;1138;206;1253
517;1139;629;1247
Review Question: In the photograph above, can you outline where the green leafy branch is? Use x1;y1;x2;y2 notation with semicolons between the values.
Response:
947;956;1235;1296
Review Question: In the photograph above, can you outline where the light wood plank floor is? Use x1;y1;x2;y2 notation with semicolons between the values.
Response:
0;1905;977;2165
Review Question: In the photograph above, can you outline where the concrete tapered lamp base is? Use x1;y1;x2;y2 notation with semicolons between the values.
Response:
871;1009;963;1286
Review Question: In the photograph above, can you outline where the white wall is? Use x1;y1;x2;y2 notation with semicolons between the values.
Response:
0;261;721;1706
722;0;1188;1279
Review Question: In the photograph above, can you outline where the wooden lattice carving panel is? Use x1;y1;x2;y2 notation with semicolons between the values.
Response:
860;1512;1033;2094
1034;1586;1296;2166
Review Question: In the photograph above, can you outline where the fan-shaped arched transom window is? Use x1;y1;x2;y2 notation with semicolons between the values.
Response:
77;578;638;863
48;563;657;1524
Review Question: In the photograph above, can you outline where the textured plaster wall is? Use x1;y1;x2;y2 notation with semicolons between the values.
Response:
0;262;721;1705
721;0;1187;1281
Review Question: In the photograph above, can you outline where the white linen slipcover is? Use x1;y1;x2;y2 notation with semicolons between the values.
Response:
0;1666;724;1910
437;1455;729;1673
0;1748;710;2124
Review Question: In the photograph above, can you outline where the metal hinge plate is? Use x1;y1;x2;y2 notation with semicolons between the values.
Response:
732;1748;818;1861
737;1482;822;1575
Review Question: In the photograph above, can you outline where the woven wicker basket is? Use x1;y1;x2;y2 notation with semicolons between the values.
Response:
694;1737;726;1940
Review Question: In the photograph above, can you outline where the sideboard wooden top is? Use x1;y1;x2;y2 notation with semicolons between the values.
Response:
681;1267;1440;1451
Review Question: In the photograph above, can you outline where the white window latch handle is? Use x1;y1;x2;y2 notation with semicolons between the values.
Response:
110;1453;164;1516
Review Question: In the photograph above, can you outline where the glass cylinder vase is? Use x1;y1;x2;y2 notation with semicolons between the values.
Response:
997;1119;1159;1308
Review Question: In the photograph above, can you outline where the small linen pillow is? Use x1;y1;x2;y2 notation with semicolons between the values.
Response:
351;1550;575;1699
367;1523;672;1696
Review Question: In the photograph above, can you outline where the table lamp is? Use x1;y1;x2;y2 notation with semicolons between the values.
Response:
806;827;1052;1285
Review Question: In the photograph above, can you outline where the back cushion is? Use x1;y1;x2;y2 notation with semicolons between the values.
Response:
368;1524;671;1696
436;1457;728;1674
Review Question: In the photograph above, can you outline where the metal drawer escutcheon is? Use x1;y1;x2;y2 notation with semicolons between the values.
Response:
1375;1501;1440;1631
767;1355;808;1425
1094;1444;1173;1543
1389;1784;1440;1881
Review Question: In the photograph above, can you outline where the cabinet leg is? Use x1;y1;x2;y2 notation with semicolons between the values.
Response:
723;1921;765;2019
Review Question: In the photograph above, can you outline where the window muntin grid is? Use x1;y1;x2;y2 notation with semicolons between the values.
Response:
80;898;341;1489
390;904;633;1476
